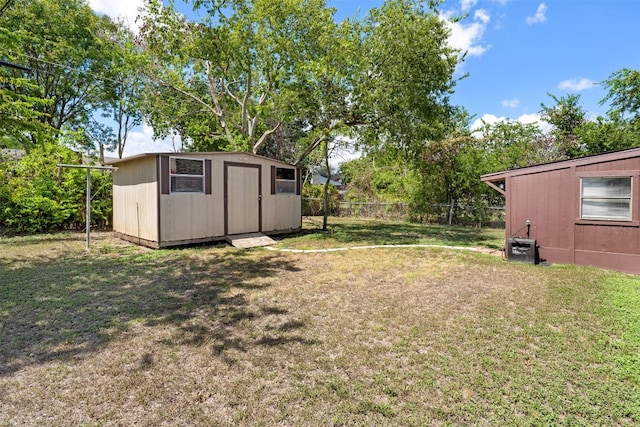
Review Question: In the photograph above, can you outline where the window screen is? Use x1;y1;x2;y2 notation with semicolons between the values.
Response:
581;176;632;220
170;158;204;193
276;167;296;194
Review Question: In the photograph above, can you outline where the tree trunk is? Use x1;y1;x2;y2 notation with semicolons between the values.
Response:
448;198;455;226
99;143;104;164
322;139;331;231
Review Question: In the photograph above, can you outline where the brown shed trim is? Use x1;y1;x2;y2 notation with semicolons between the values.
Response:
296;167;302;196
223;161;262;236
106;151;298;169
271;165;276;195
483;180;505;196
160;155;170;195
205;159;212;195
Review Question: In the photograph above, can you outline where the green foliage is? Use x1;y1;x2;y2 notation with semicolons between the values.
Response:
302;183;340;216
1;0;122;150
93;18;145;159
539;70;640;158
601;68;640;121
138;0;339;154
355;0;459;154
340;154;418;203
0;143;112;233
0;73;53;151
540;93;587;158
576;113;640;154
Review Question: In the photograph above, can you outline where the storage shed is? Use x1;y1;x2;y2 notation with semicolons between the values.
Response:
107;152;302;248
481;147;640;275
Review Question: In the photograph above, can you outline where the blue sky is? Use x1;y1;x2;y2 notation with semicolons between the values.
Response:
90;0;640;156
328;0;640;129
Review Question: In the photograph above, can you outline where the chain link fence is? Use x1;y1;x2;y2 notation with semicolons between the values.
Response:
303;198;505;227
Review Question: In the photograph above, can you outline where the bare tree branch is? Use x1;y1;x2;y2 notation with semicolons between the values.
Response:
252;121;283;154
294;134;326;165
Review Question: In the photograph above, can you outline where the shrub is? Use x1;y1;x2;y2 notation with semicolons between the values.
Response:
0;143;112;233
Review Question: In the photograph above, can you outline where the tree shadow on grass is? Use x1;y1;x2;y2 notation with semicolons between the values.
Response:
0;247;308;375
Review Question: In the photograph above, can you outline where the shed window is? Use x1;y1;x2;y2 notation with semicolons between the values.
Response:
275;167;296;194
581;177;632;221
170;157;204;193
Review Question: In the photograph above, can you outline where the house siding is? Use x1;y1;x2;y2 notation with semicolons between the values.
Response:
482;147;640;274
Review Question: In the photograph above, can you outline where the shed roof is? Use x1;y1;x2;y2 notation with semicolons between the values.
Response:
481;146;640;183
105;152;297;168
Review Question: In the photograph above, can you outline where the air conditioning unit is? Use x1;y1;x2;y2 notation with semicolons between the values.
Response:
507;238;539;264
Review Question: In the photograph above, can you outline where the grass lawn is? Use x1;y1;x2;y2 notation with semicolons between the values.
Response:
1;217;639;426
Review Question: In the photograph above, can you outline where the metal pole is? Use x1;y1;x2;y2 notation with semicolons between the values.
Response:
86;168;91;250
56;164;116;250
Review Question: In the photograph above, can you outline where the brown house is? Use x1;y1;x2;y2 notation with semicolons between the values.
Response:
481;147;640;275
107;152;302;248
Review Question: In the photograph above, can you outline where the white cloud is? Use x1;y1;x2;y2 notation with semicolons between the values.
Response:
470;113;506;134
470;113;553;135
330;140;361;170
526;3;547;25
106;123;182;159
501;98;520;108
88;0;145;31
446;9;491;57
474;9;490;24
460;0;478;11
558;78;595;92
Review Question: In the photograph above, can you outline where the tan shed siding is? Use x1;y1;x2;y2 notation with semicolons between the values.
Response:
160;155;225;243
261;160;301;232
160;193;222;241
111;151;301;246
158;152;301;244
262;193;301;231
111;156;159;242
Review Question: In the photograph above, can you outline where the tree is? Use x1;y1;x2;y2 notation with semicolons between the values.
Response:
291;0;460;228
540;93;587;159
354;0;459;157
477;119;549;170
73;120;116;163
341;150;419;203
0;142;112;233
576;112;640;154
137;0;335;154
0;0;53;151
601;68;640;122
0;0;115;150
97;19;145;159
0;68;53;151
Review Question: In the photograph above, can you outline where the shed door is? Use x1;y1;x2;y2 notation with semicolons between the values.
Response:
225;162;261;235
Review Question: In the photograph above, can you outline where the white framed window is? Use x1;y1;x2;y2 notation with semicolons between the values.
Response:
276;167;296;194
170;157;204;193
581;176;632;221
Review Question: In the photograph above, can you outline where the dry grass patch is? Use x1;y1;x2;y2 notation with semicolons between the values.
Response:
1;227;639;426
